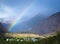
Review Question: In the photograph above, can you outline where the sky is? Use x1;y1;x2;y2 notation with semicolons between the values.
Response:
0;0;60;32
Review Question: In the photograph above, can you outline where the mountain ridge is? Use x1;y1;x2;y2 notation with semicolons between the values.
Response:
30;12;60;35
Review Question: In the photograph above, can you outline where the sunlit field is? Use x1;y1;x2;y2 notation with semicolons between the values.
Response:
4;33;45;38
0;32;60;44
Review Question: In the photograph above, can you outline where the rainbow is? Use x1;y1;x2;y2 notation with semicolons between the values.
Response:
8;3;33;32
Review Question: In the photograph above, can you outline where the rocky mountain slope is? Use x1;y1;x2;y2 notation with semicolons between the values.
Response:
31;12;60;35
0;22;7;35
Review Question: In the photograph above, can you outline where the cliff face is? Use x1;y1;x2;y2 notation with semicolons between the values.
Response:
31;12;60;35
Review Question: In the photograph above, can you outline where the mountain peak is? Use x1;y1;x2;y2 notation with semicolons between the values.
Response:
55;12;60;14
52;12;60;17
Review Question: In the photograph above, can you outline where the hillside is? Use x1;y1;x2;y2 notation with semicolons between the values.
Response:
31;12;60;34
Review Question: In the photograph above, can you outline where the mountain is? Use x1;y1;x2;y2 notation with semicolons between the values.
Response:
2;23;10;31
0;22;7;35
31;12;60;35
0;18;10;33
